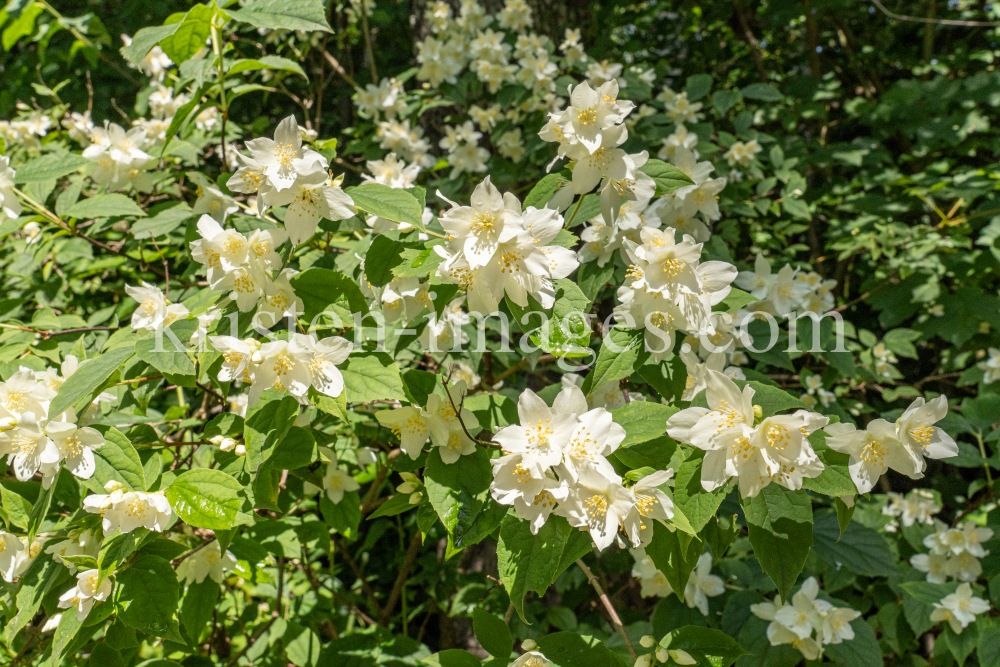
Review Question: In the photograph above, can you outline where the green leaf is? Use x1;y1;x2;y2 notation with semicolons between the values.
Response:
801;434;856;497
285;622;322;667
50;345;135;418
5;553;61;643
266;426;318;470
611;401;677;446
26;479;54;542
639;159;695;197
290;268;369;327
712;90;742;114
497;513;593;622
422;650;483;667
121;23;182;66
740;83;784;101
49;605;87;665
244;390;299;475
646;522;702;602
135;319;198;376
523;173;564;209
742;486;813;601
157;4;213;65
320;491;361;537
342;352;407;403
2;3;43;51
367;493;417;519
536;632;629;667
165;469;244;530
180;579;219;645
344;183;423;229
717;287;757;313
131;203;194;239
117;555;183;641
97;531;140;581
90;426;147;492
812;510;897;577
781;198;811;221
229;55;307;80
472;608;513;659
464;393;519;431
366;234;406;287
14;152;92;183
424;448;492;548
702;514;738;560
0;485;31;529
672;451;728;533
66;193;147;219
663;625;747;667
582;327;647;396
223;0;333;32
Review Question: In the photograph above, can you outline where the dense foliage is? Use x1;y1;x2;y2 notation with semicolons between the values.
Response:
0;1;999;667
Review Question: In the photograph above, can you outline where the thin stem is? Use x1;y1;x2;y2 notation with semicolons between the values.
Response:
975;430;994;488
321;52;360;89
869;0;1000;25
564;195;584;228
211;21;229;167
358;0;378;83
576;559;636;661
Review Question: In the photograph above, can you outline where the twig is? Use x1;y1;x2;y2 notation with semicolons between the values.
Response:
576;559;636;661
732;0;769;82
321;52;360;89
440;376;497;448
358;0;378;83
381;531;422;625
869;0;1000;25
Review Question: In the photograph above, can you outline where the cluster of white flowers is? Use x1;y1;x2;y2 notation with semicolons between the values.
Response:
911;520;993;583
433;177;579;316
751;577;861;661
83;122;156;192
376;119;435;168
376;380;480;464
667;370;829;498
657;88;705;125
736;254;837;317
83;480;173;536
561;373;645;411
227;116;355;246
121;34;172;81
630;550;724;614
613;227;737;362
488;384;674;549
0;110;52;150
871;341;899;380
439;121;490;179
881;489;942;531
57;568;113;620
930;583;990;634
539;79;649;226
0;361;109;488
824;395;958;494
723;138;763;168
354;78;407;119
0;532;45;583
209;331;353;406
799;372;835;410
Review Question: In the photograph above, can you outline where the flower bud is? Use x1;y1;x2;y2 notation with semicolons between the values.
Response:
634;656;651;667
753;404;763;419
234;444;246;456
640;636;655;648
209;435;225;446
521;639;537;651
0;417;18;431
104;480;125;492
219;437;237;452
397;482;417;494
655;648;668;663
408;491;423;504
251;351;263;364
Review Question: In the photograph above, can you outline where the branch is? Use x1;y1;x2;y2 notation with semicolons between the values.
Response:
322;51;360;89
381;530;422;625
869;0;1000;25
333;535;383;620
576;559;636;661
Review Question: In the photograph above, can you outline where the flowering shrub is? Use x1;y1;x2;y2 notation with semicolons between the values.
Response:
0;1;999;667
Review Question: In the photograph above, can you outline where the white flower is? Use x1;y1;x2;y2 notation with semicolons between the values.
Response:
911;553;951;583
622;469;675;547
557;406;627;485
0;532;25;582
665;92;704;124
83;486;173;535
821;607;861;645
670;147;725;221
258;269;305;324
895;395;959;473
0;155;22;219
512;651;550;667
930;583;990;633
824;417;923;493
586;60;625;88
684;552;725;615
263;162;355;246
767;623;822;661
58;568;112;620
723;140;762;167
658;124;699;161
539;80;634;155
558;473;635;550
190;172;239;222
377;406;430;459
735;254;772;299
44;422;104;480
46;529;100;574
242;116;326;192
2;412;60;482
423;381;480;464
363;153;421;189
176;541;238;585
774;577;829;639
979;347;1000;384
883;489;941;526
0;368;53;417
324;466;360;503
126;281;167;331
492;389;577;478
209;336;258;385
631;549;674;598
